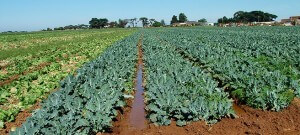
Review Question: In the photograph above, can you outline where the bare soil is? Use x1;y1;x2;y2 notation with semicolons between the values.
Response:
103;98;300;135
4;98;300;135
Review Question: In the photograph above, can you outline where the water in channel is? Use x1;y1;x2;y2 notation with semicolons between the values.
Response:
129;64;146;129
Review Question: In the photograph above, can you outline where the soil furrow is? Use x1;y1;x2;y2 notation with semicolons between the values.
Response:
102;34;149;135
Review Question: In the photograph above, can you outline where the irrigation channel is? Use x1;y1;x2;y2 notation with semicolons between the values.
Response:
129;64;146;129
128;35;146;130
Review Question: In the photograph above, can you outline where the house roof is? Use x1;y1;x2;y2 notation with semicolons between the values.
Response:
281;19;291;23
185;21;200;24
172;23;186;25
172;21;201;25
290;16;300;20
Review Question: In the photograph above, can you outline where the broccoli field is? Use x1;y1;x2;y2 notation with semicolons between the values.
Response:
1;27;300;135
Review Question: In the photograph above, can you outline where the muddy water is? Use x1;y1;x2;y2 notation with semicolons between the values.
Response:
129;64;146;129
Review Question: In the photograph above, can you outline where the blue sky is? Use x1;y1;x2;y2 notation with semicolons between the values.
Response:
0;0;299;31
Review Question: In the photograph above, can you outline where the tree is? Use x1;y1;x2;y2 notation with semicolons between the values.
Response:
89;18;108;28
217;16;229;24
152;21;162;27
78;24;89;29
129;18;137;27
171;15;178;24
179;13;187;23
149;19;156;26
139;17;149;27
198;18;207;23
134;18;138;27
160;19;166;26
232;11;277;23
89;18;100;28
234;11;247;23
228;18;235;23
264;13;277;21
109;21;118;28
52;24;89;30
46;28;52;31
217;18;223;24
118;19;128;28
64;25;75;30
54;27;64;30
291;21;296;26
198;18;207;25
98;18;108;28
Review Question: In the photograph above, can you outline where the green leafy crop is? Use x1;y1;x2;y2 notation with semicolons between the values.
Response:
10;32;139;134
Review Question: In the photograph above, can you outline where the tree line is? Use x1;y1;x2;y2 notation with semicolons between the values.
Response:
170;13;208;25
39;10;278;32
42;24;89;31
170;13;187;24
89;18;131;28
41;13;207;31
89;17;167;28
218;11;277;24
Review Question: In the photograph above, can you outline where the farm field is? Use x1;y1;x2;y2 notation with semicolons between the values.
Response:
1;27;300;135
0;29;136;131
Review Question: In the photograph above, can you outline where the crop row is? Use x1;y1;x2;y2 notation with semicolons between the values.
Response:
142;30;234;126
0;29;116;51
152;27;300;111
0;29;134;128
10;32;140;134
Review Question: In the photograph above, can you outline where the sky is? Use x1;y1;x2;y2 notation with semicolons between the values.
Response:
0;0;299;32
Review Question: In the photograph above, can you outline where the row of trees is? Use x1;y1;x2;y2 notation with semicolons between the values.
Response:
139;17;166;27
171;13;188;24
43;24;89;31
42;10;277;31
89;17;166;28
88;18;132;28
89;13;206;28
42;12;204;31
43;17;167;31
218;11;277;24
89;13;204;28
198;18;207;23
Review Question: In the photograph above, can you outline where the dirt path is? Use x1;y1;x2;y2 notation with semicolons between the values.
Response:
103;98;300;135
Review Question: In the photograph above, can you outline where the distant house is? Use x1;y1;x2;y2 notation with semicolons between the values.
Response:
281;19;291;23
253;21;276;26
281;19;293;26
185;21;201;26
290;16;300;25
281;16;300;26
172;21;200;27
207;22;214;26
290;16;300;22
172;23;187;27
